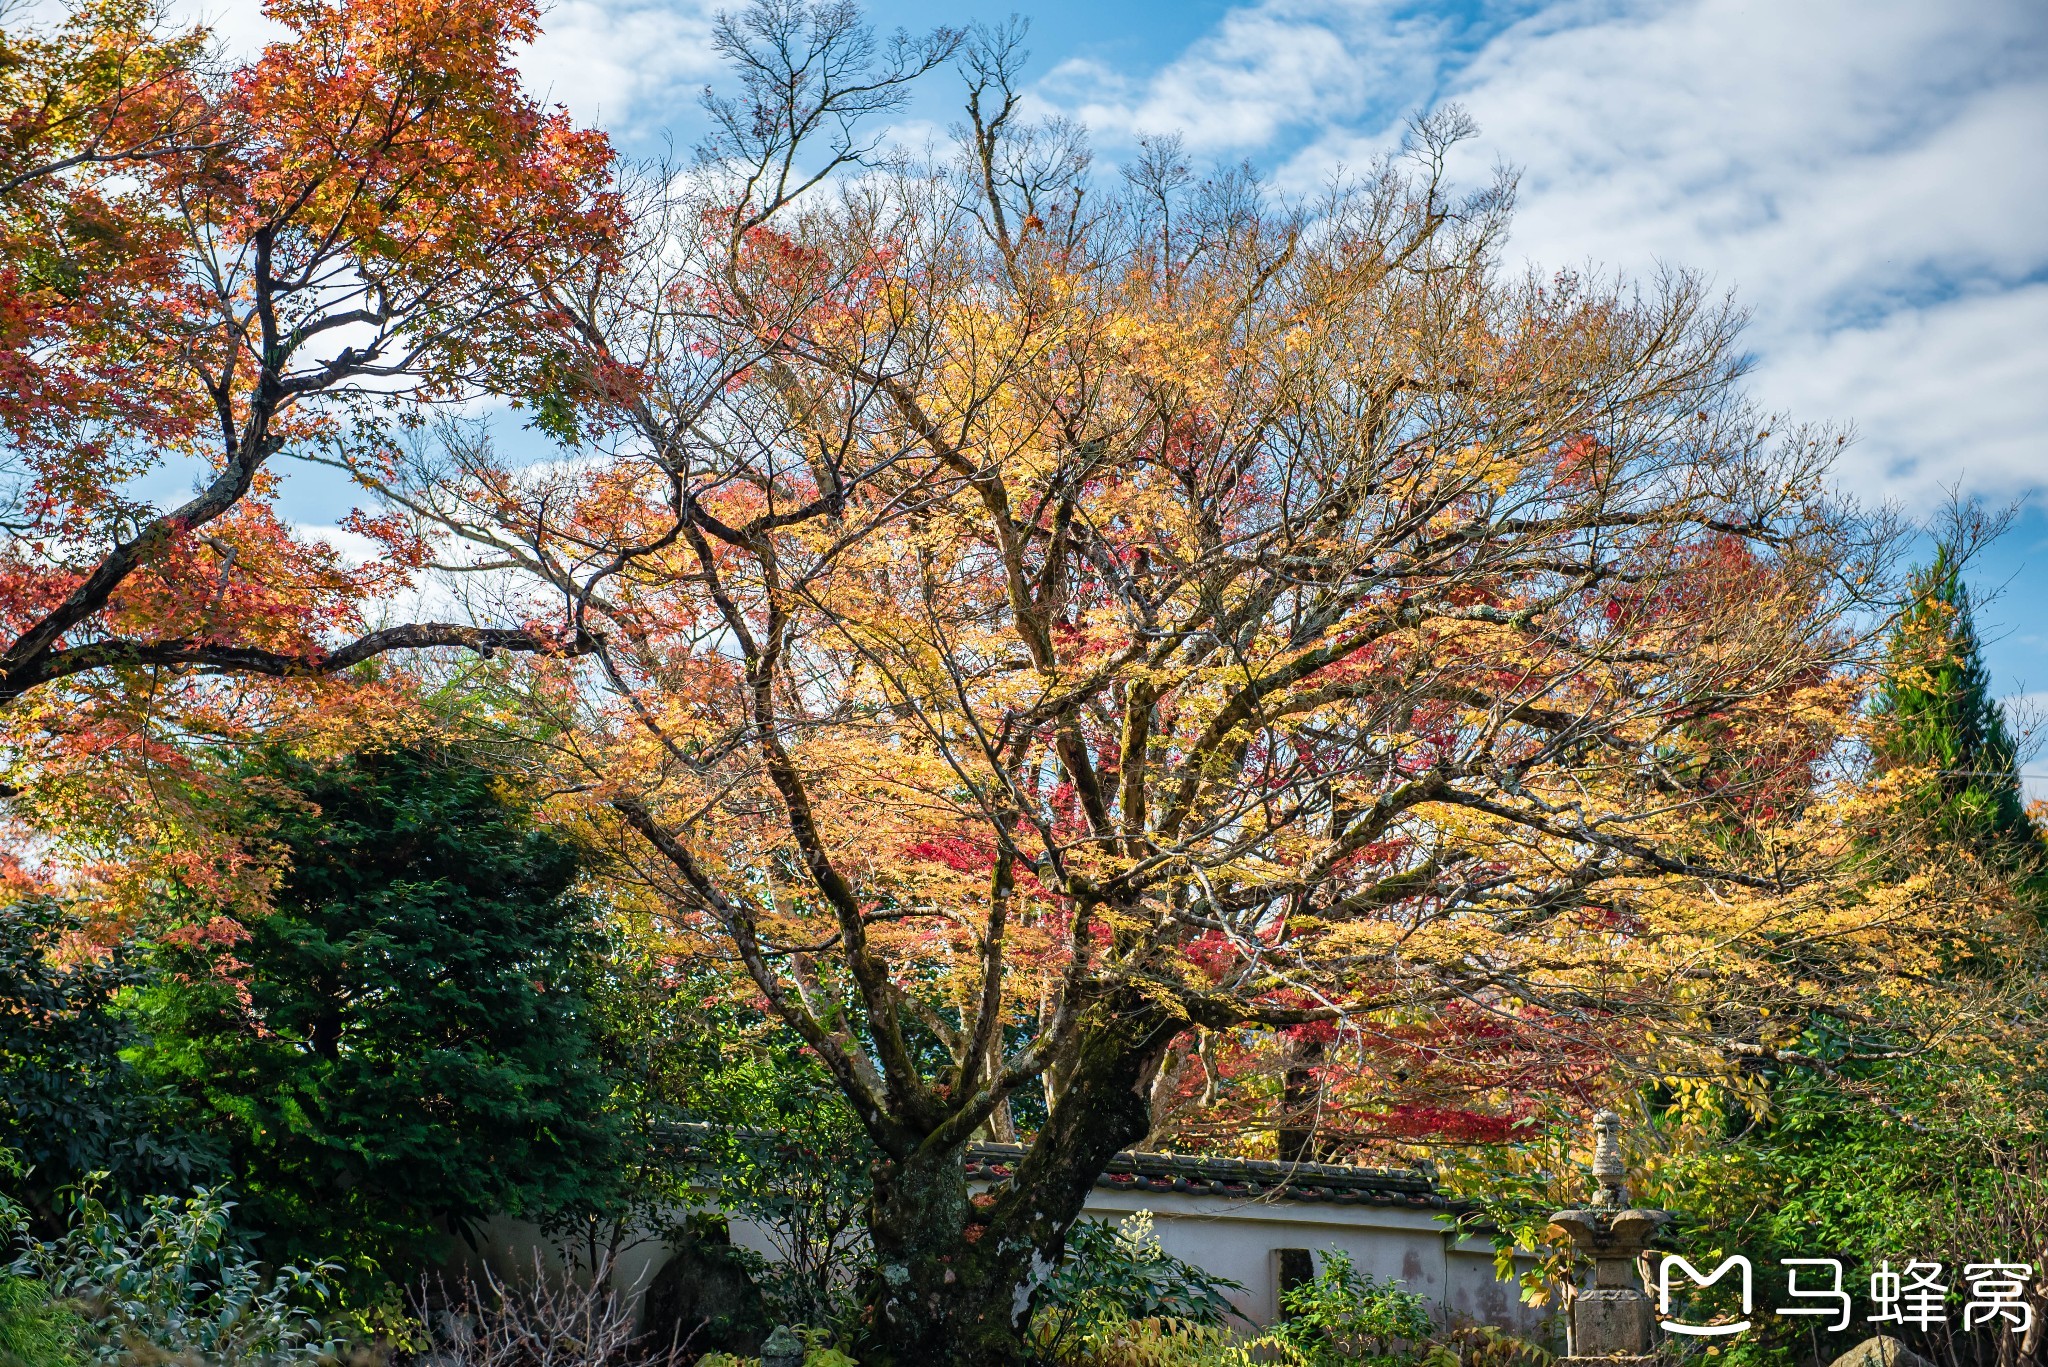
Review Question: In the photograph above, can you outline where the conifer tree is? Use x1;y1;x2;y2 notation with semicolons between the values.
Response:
132;743;620;1282
1872;546;2047;912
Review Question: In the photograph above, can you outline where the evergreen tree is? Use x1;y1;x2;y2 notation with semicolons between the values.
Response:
1871;545;2047;911
0;900;213;1224
132;744;620;1282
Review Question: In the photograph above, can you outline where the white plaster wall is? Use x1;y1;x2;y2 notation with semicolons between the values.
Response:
469;1205;785;1304
1071;1187;1550;1338
469;1189;1551;1343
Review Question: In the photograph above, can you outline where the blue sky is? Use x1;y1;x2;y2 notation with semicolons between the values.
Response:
189;0;2048;788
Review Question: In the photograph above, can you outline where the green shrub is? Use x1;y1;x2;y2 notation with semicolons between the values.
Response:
1037;1211;1246;1337
130;743;621;1288
1271;1249;1435;1367
0;1155;84;1367
1032;1211;1250;1364
0;900;213;1217
12;1181;338;1367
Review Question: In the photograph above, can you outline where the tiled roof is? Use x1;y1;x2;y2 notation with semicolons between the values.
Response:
964;1142;1448;1209
657;1123;1449;1209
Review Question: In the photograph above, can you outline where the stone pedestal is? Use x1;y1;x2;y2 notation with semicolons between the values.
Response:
1548;1206;1669;1365
760;1324;804;1367
1568;1287;1656;1357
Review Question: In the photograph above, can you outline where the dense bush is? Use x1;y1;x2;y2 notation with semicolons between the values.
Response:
1030;1212;1246;1364
129;744;622;1288
4;1178;336;1367
1645;1076;2047;1367
0;1271;87;1367
1037;1212;1244;1338
0;902;212;1221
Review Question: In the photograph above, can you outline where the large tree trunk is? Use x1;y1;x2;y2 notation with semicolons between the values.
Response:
858;998;1180;1366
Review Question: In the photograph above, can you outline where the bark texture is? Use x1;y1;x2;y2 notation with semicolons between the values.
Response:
859;998;1177;1366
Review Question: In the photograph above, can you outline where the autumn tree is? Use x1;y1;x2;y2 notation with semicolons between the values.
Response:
0;0;215;199
0;0;617;760
352;10;1921;1362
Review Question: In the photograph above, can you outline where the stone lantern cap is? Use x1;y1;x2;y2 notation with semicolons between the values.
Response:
1546;1207;1673;1287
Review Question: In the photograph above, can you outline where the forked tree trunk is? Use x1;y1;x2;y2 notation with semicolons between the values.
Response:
858;999;1181;1366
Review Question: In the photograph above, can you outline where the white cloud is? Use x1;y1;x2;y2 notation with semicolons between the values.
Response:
1748;283;2048;499
1034;0;1456;152
1044;0;2048;507
1417;0;2048;505
292;523;384;569
168;0;287;54
513;0;722;140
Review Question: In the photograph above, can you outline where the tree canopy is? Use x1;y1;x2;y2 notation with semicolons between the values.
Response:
333;15;1949;1359
0;0;617;782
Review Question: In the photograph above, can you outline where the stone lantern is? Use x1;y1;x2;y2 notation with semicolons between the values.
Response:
759;1324;805;1367
1547;1110;1672;1365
